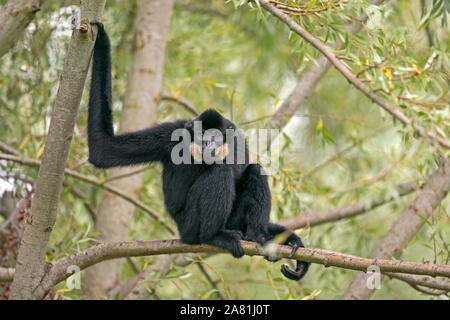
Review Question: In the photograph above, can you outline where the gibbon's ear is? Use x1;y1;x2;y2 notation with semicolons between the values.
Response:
184;121;193;130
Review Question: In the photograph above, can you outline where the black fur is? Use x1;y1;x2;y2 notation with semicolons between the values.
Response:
87;23;309;281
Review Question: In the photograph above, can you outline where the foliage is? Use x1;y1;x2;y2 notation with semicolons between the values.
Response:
0;0;449;299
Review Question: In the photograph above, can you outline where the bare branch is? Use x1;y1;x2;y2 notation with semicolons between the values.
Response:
0;141;20;156
160;91;199;116
64;183;97;223
28;239;450;299
407;285;447;296
280;181;419;230
119;255;173;299
303;125;390;179
385;272;450;293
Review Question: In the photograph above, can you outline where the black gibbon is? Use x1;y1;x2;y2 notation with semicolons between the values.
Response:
87;22;309;280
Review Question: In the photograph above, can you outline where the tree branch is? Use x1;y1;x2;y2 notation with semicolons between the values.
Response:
280;181;419;230
0;141;21;156
343;157;450;299
258;0;450;149
385;272;450;293
0;0;45;58
160;91;199;116
29;239;450;299
122;254;199;300
64;183;97;223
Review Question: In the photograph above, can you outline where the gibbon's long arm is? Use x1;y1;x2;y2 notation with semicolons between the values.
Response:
88;23;184;168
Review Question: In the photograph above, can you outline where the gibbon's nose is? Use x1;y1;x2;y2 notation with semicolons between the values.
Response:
202;139;210;149
202;135;215;148
202;139;218;157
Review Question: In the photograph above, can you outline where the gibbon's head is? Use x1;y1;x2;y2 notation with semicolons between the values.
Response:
184;109;242;164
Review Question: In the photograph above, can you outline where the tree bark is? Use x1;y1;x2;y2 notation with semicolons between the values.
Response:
343;157;450;299
83;0;174;298
0;0;45;58
8;0;106;300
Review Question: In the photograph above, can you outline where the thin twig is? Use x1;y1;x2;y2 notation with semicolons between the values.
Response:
196;262;226;300
385;272;450;293
280;181;419;230
160;91;199;116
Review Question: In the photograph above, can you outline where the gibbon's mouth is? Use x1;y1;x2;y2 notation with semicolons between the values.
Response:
190;142;229;163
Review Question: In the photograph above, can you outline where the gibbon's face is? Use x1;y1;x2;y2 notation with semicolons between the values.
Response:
184;109;236;163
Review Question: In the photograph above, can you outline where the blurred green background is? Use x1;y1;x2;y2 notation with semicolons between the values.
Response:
0;0;448;299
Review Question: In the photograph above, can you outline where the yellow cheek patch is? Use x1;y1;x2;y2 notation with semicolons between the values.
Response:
190;142;203;163
215;143;229;161
189;142;229;163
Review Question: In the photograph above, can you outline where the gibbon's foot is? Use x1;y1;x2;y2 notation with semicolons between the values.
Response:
244;232;281;262
203;230;244;258
245;231;267;246
280;242;309;281
228;230;245;258
288;242;301;258
263;241;299;263
228;243;245;258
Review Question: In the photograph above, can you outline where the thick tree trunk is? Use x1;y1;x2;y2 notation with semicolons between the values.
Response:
343;157;450;299
83;0;174;298
0;0;45;58
9;0;106;300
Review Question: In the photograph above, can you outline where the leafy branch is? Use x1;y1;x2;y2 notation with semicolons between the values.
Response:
257;0;450;150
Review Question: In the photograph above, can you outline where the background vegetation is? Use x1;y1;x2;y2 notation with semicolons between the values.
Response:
0;0;449;300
